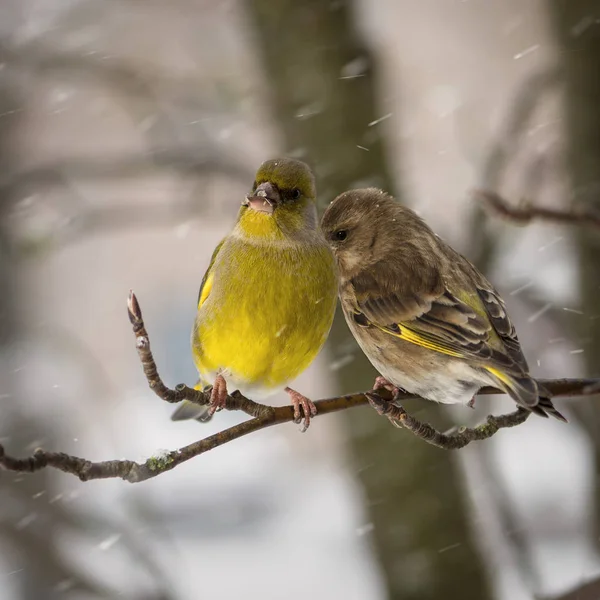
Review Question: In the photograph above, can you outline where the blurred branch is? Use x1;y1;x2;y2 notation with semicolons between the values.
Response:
467;67;562;265
5;153;252;254
475;189;600;229
14;40;207;110
0;39;213;130
1;38;254;256
1;291;598;482
479;67;562;190
0;39;254;181
2;153;251;191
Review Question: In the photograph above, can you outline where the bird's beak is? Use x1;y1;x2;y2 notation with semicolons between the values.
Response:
243;182;280;215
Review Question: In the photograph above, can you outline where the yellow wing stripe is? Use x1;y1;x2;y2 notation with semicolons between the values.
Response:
376;323;463;358
196;238;224;308
198;272;214;308
485;366;511;386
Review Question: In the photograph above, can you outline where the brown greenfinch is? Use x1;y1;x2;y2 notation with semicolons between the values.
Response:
321;188;565;421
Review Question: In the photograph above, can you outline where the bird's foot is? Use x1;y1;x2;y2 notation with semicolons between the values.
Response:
372;376;402;399
373;375;405;400
366;390;397;416
467;395;476;409
365;391;408;429
285;387;317;432
367;377;407;421
207;374;228;417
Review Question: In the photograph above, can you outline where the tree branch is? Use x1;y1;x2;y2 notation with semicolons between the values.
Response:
366;392;531;450
474;189;600;229
1;292;598;483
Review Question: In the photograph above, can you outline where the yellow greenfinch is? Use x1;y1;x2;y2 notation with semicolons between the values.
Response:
320;188;565;421
172;158;337;430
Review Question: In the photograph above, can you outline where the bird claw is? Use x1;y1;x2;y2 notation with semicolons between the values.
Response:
285;387;317;432
207;374;228;417
365;391;394;417
372;376;402;398
366;391;408;429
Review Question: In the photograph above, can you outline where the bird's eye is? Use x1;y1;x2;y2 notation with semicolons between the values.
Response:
334;230;348;241
291;188;301;200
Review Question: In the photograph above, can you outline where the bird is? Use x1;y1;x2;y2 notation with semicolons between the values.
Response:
171;158;338;430
320;187;565;421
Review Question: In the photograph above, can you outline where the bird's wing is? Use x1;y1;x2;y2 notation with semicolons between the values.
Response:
467;265;530;372
197;239;225;308
177;242;226;425
349;257;528;376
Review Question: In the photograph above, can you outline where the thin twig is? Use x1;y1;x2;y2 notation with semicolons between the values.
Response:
366;392;530;450
1;292;598;483
475;189;600;229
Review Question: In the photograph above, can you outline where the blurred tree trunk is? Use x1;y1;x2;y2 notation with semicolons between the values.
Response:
548;0;600;540
245;2;490;598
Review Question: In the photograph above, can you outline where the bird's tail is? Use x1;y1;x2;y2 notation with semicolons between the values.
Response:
170;380;213;423
485;368;567;422
535;382;568;422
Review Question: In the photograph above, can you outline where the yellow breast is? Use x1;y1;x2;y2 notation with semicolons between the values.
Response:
192;235;337;395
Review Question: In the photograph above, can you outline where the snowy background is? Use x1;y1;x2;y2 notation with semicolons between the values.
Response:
0;1;599;599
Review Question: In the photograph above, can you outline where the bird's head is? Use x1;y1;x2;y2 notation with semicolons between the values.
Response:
321;188;425;278
238;158;318;240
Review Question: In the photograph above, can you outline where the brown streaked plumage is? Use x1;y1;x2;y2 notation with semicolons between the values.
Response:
321;188;565;421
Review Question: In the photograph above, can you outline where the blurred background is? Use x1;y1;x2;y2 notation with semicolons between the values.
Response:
0;1;599;598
